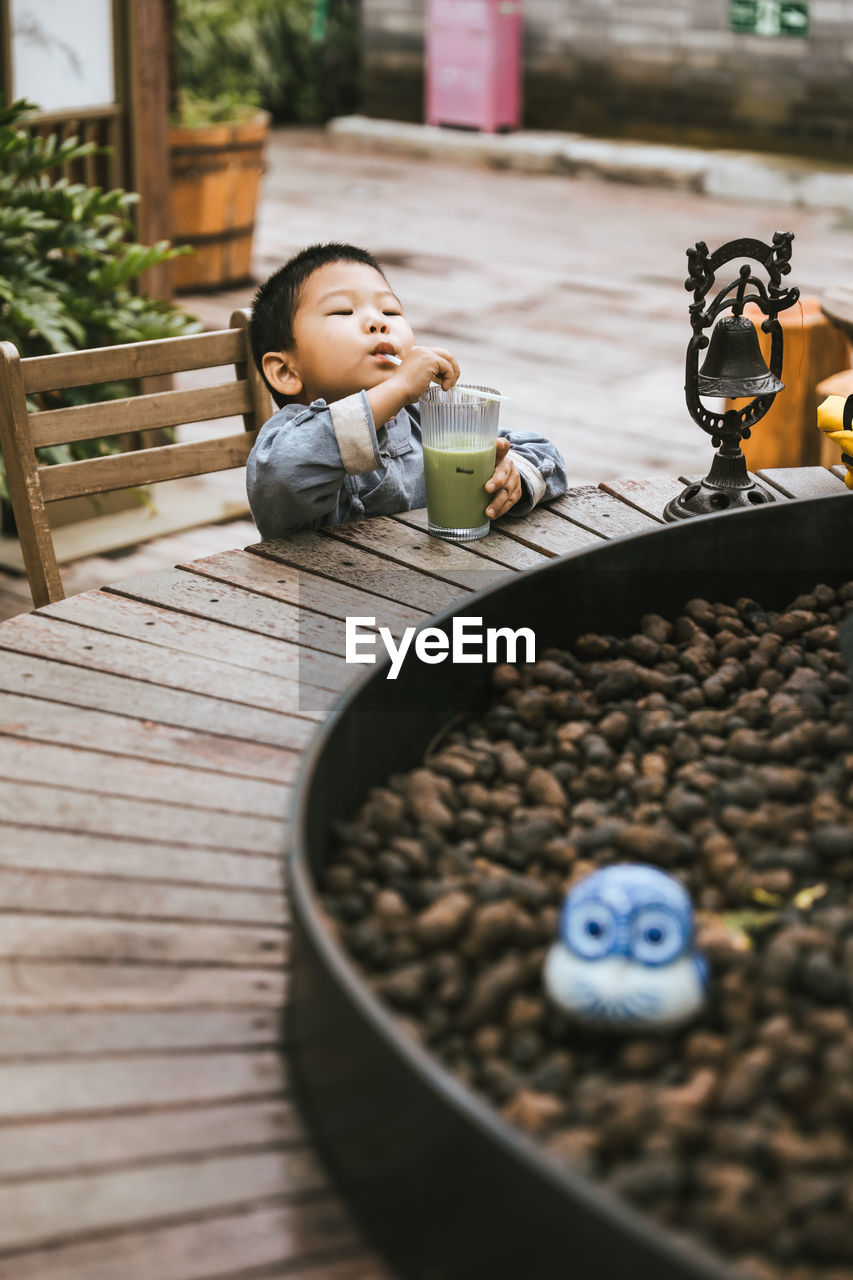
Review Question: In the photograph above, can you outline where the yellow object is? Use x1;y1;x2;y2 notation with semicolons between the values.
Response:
825;430;853;449
816;394;853;488
816;394;847;433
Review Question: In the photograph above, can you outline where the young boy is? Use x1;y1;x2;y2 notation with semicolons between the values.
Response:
246;242;567;538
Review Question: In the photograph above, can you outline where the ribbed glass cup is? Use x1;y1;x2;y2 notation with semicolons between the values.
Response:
419;385;500;541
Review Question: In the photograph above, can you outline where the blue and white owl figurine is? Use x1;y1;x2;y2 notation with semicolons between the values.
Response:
543;864;708;1029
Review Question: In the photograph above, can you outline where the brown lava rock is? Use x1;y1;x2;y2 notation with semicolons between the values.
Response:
322;581;853;1279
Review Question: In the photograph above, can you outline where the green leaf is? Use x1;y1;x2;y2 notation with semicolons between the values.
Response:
0;97;200;484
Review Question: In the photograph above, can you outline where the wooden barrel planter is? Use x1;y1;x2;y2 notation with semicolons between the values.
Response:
168;110;271;292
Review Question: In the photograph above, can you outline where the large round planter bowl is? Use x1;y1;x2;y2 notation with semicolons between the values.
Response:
290;493;852;1280
168;110;270;292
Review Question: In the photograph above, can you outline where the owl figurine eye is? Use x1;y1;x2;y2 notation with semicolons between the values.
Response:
565;901;617;960
543;863;708;1030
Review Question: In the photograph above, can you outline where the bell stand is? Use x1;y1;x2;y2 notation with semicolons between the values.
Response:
663;233;800;522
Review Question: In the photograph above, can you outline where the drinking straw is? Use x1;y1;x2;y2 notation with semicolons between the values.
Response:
379;353;509;400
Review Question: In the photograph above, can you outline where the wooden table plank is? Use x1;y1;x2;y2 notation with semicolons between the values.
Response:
0;693;296;784
0;914;284;968
599;474;688;520
0;1148;327;1253
108;568;346;656
0;1049;285;1121
0;614;323;722
0;825;284;892
321;516;513;591
0;866;285;927
549;484;663;536
214;540;465;616
250;532;473;609
491;506;605;556
0;1008;280;1059
756;465;848;498
0;737;290;818
4;1198;369;1280
0;961;285;1011
0;652;315;752
40;589;349;693
0;779;285;854
391;506;549;570
0;1097;303;1181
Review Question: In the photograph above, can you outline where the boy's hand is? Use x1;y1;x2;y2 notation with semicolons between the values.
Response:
366;345;459;427
485;439;522;519
395;345;460;401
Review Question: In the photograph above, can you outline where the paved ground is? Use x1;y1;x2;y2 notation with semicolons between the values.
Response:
191;125;853;484
4;122;853;617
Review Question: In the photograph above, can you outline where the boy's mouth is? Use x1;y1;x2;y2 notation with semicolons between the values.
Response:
372;343;398;362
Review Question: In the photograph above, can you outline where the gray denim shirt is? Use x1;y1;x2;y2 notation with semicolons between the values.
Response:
246;390;568;539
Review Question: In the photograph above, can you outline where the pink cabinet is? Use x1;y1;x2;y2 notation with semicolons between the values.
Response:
425;0;522;133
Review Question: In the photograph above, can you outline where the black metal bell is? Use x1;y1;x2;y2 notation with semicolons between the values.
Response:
697;314;784;398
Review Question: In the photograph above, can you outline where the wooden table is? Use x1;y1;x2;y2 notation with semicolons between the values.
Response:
0;465;845;1280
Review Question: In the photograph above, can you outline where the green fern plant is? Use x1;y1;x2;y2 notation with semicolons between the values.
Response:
0;99;200;501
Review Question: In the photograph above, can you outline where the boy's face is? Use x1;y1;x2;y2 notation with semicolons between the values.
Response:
265;260;416;404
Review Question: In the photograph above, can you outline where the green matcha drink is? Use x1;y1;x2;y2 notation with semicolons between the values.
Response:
419;384;501;541
423;442;496;534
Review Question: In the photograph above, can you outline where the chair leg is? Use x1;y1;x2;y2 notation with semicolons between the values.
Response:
0;344;64;607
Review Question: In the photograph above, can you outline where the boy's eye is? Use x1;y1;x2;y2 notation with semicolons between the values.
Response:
329;309;353;316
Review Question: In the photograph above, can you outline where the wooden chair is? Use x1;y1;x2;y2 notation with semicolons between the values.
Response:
0;308;271;608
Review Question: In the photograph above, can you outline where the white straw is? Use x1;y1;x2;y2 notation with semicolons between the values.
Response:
378;353;509;400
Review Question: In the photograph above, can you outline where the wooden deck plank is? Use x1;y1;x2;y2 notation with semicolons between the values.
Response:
0;961;285;1010
0;693;296;784
390;506;549;570
0;826;284;891
0;1148;327;1253
0;1049;285;1120
248;531;471;612
0;1097;303;1181
491;506;605;557
40;589;349;693
321;516;513;591
2;1197;368;1280
108;568;346;656
756;465;848;498
599;474;687;520
0;652;315;751
0;914;284;968
0;1008;280;1059
0;867;285;927
193;543;457;621
549;484;663;536
0;779;285;854
0;614;323;722
0;737;290;819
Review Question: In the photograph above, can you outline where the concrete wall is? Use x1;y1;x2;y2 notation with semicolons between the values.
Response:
361;0;853;156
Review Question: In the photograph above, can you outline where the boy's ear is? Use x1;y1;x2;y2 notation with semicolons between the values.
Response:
261;350;303;398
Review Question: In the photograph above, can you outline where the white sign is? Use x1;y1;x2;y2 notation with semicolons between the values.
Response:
10;0;115;113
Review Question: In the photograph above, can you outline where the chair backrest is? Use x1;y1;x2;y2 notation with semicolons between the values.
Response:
0;308;271;608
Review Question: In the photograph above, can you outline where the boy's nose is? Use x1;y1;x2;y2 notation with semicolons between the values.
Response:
366;313;388;333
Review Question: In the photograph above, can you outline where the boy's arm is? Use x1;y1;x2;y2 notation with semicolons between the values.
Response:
247;394;381;537
497;428;568;516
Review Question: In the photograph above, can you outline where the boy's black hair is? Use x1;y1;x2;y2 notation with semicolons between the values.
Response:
249;242;388;408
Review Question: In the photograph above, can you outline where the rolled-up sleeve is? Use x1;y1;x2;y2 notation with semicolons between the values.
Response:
499;428;568;517
247;393;381;537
